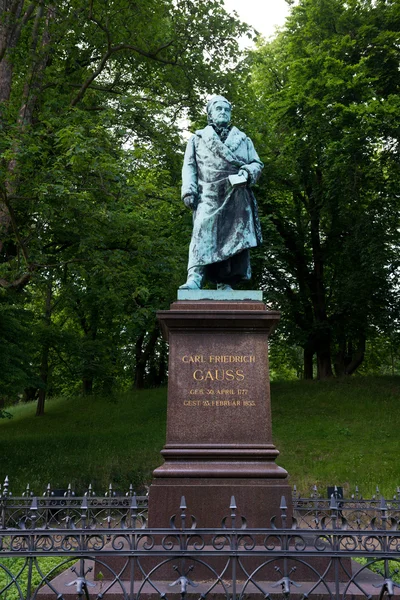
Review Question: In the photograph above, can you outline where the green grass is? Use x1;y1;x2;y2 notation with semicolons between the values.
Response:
272;376;400;495
0;389;167;493
355;558;400;583
0;376;399;496
0;557;68;600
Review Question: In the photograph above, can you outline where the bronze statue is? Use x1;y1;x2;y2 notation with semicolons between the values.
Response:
180;95;263;291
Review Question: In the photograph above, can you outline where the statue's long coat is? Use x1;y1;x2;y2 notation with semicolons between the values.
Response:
182;125;263;283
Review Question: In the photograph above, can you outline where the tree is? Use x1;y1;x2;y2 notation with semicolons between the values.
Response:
0;0;251;406
0;0;249;285
244;0;400;378
0;289;37;401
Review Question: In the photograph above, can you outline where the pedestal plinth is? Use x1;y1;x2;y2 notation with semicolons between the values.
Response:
148;296;291;528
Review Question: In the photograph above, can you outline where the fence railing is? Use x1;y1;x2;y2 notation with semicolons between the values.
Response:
3;478;400;531
1;479;400;599
292;485;400;530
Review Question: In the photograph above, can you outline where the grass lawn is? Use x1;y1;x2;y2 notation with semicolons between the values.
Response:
0;557;68;600
0;389;167;494
272;376;400;495
0;376;399;496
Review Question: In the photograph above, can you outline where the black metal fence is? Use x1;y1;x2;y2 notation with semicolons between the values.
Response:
1;478;400;599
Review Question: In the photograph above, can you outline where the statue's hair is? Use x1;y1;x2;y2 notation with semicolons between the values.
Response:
206;95;231;115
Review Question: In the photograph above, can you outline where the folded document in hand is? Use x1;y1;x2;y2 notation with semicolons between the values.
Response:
228;173;247;188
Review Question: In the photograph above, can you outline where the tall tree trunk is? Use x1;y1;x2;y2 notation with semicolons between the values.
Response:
0;0;26;105
75;296;98;395
82;342;96;394
36;350;49;416
134;325;160;389
1;2;53;283
317;345;333;380
134;333;145;389
315;325;333;380
36;278;52;416
334;335;346;377
345;335;366;375
82;377;93;395
156;340;168;386
334;335;366;376
0;0;25;252
303;347;314;379
309;180;333;379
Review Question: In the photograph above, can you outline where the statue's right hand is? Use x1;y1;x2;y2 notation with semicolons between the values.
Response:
183;195;197;210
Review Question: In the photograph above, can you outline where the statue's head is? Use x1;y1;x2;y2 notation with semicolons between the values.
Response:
207;95;232;127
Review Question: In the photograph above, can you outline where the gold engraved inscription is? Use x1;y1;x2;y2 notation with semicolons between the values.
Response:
209;355;255;363
193;369;244;381
182;355;205;363
182;354;255;363
183;399;255;408
181;354;256;408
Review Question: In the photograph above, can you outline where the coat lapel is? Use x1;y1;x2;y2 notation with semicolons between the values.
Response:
195;126;246;167
225;126;247;154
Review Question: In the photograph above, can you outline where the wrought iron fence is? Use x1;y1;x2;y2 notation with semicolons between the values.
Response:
0;478;148;531
1;478;400;599
292;485;400;530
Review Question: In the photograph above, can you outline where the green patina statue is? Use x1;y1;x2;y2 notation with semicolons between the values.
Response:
179;95;264;291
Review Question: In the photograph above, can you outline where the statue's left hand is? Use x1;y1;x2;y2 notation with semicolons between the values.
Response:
238;169;249;182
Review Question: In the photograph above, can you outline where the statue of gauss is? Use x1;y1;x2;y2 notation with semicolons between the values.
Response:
179;95;264;291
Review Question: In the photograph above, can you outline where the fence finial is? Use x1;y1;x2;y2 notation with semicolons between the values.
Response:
3;476;9;497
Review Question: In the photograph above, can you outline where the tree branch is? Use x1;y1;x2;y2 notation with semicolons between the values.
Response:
0;2;37;64
113;42;177;64
18;3;54;127
0;272;31;289
1;191;29;265
70;41;177;107
70;48;113;107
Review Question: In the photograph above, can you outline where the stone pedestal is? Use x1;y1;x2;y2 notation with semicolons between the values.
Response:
148;298;291;528
89;295;349;588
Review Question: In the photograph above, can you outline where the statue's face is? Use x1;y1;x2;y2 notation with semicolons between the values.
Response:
209;101;231;127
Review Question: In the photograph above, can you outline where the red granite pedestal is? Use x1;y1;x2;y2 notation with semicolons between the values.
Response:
148;300;291;528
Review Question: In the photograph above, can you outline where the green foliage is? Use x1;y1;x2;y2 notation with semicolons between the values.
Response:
355;559;400;584
0;296;38;400
240;0;400;378
359;333;400;376
269;335;304;381
0;0;251;404
0;557;67;600
1;0;399;395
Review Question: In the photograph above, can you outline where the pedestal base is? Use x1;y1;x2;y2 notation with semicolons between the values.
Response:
148;478;291;529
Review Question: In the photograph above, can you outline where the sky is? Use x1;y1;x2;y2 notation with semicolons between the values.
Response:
223;0;291;42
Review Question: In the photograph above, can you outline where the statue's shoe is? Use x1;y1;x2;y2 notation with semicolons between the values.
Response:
217;283;233;291
179;279;201;290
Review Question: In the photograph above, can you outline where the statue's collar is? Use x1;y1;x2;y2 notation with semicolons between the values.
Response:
211;122;232;142
195;125;246;164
